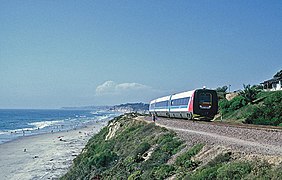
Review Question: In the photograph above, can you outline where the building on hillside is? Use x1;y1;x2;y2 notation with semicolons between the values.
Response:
260;77;282;91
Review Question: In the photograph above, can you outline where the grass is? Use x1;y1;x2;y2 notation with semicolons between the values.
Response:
216;91;282;126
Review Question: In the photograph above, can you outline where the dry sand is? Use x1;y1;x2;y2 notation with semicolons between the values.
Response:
0;123;107;180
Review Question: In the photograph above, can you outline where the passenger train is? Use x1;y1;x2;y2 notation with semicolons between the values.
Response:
149;88;218;120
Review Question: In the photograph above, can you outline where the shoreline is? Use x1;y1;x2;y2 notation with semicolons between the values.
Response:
0;119;108;146
0;109;121;145
0;120;110;180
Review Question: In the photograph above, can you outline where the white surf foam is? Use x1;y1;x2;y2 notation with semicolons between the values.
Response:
28;120;63;129
0;131;8;135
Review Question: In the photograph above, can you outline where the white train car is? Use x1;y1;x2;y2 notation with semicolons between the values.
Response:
149;88;218;120
149;95;170;117
169;90;194;119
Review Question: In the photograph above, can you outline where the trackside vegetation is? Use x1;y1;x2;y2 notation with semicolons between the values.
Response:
217;86;282;126
61;113;282;179
217;70;282;126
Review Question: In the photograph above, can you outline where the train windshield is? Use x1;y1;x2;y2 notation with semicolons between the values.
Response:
199;93;212;109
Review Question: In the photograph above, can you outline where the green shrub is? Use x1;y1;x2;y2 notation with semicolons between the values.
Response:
128;170;142;180
228;96;246;111
216;161;252;180
219;96;247;116
244;162;282;180
91;150;118;168
134;142;151;156
272;164;282;179
187;152;231;180
152;164;175;179
219;99;230;115
188;166;219;180
246;91;282;126
244;161;272;179
206;152;231;167
175;144;204;169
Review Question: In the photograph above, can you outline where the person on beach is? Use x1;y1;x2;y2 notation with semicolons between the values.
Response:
152;114;156;122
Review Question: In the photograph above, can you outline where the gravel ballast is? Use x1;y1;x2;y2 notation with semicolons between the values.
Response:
146;117;282;156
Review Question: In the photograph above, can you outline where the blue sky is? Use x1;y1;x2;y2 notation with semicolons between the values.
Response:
1;0;282;108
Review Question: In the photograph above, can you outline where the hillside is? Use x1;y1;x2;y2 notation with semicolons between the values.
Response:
61;113;282;179
216;90;282;126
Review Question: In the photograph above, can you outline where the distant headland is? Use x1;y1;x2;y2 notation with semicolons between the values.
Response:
61;102;149;113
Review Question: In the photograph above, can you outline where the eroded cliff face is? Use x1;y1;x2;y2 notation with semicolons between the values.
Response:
105;121;121;140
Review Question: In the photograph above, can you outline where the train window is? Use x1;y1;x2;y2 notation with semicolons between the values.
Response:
199;93;212;109
149;103;155;109
155;100;168;107
171;97;190;106
199;93;211;103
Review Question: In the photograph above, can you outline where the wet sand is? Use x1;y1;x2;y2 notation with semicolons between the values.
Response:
0;123;106;180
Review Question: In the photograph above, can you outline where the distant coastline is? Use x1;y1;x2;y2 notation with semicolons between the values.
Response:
61;102;149;113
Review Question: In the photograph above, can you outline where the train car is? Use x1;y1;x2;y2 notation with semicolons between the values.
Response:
149;95;170;117
149;88;218;120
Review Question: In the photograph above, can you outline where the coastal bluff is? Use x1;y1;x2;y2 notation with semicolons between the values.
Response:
61;113;282;179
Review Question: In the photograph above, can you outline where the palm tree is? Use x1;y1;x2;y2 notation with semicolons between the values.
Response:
239;84;260;104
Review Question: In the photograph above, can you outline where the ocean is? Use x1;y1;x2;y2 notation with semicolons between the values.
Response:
0;109;121;144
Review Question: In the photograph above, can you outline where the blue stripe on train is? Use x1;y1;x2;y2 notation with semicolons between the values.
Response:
153;105;188;110
154;107;168;109
170;105;188;109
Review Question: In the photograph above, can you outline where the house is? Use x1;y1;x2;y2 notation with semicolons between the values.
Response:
261;77;282;91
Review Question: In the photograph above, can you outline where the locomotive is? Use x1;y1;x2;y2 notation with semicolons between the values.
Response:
149;88;218;120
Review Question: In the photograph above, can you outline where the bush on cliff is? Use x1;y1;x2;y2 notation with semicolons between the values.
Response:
218;89;282;126
218;95;247;115
245;90;282;126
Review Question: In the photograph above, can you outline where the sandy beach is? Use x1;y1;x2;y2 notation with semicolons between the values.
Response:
0;122;107;180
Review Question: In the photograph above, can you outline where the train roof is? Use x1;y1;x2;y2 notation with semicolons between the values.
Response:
154;95;171;102
149;88;215;103
171;90;195;100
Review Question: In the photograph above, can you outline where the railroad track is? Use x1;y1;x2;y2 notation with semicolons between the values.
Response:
142;115;282;156
145;116;282;132
191;119;282;132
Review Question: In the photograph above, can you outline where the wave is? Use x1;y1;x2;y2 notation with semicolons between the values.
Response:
94;113;119;121
0;131;8;135
0;113;119;135
1;120;64;134
28;120;64;130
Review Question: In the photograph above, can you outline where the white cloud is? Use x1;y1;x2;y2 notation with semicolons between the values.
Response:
95;81;116;95
94;81;168;105
116;82;150;91
95;81;151;96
